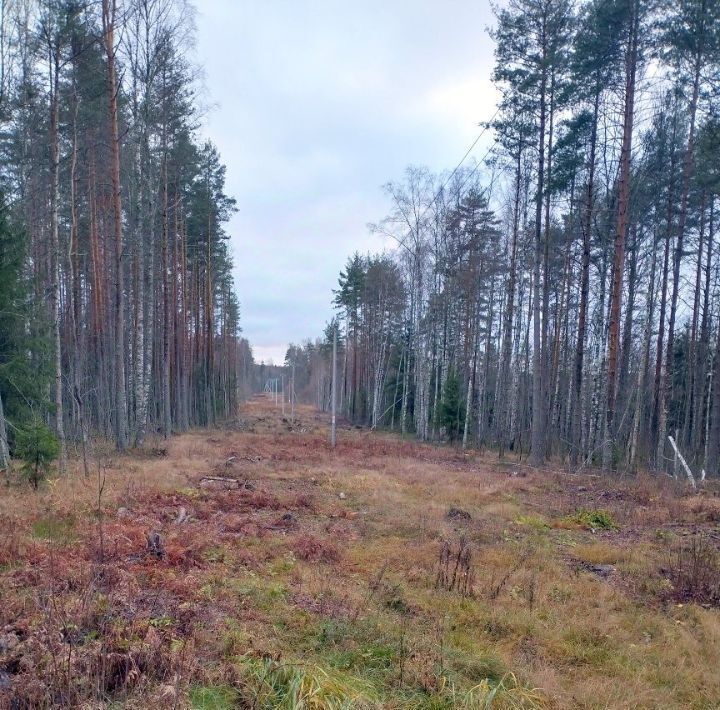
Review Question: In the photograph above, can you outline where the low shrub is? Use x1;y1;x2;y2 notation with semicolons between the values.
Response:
14;419;60;488
291;533;340;563
561;509;618;531
663;533;720;606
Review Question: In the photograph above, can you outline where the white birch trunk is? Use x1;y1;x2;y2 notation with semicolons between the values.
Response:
0;390;9;470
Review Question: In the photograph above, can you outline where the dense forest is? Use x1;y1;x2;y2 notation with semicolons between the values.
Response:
0;0;253;472
1;0;719;479
289;0;720;475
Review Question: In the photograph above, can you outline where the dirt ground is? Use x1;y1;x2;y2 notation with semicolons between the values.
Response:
1;395;719;709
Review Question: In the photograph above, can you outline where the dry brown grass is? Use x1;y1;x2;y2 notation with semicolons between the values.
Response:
0;394;719;708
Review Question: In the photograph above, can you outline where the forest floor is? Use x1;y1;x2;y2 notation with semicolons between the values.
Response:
1;395;720;709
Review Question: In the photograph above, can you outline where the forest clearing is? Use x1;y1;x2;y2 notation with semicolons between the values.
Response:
2;0;720;707
1;394;719;709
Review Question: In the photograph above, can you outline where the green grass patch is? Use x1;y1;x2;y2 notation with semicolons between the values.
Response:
553;627;616;668
435;672;543;709
235;656;378;709
189;684;238;709
31;514;78;543
311;619;398;676
561;508;618;531
515;514;550;531
230;574;288;612
450;651;507;684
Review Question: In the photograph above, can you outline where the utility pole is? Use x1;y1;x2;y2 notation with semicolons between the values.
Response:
281;374;285;416
291;360;296;423
331;324;337;448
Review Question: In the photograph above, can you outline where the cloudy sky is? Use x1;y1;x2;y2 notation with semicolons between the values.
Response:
195;0;500;364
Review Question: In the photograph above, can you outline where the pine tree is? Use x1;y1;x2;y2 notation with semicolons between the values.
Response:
440;368;464;443
0;192;52;465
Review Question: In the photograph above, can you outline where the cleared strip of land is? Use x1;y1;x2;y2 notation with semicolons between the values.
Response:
1;395;719;708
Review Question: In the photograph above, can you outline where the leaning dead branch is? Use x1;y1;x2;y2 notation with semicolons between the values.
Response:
667;436;696;490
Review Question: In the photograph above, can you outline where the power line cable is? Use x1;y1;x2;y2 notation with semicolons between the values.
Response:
434;106;501;198
391;107;502;246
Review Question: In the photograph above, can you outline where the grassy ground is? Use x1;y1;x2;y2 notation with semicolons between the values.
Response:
1;395;719;708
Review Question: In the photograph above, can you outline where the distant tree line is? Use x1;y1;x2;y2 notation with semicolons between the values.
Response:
293;0;720;474
0;0;252;470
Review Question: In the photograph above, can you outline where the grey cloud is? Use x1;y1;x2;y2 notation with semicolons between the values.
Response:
195;0;500;363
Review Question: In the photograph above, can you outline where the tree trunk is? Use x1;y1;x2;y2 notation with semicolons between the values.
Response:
603;1;638;470
161;158;172;437
0;389;9;470
630;230;658;469
618;227;638;400
48;46;66;470
205;181;215;425
708;319;720;474
683;191;705;449
530;15;548;468
694;197;713;456
571;89;600;464
498;149;522;456
542;67;555;457
102;0;128;450
656;36;702;468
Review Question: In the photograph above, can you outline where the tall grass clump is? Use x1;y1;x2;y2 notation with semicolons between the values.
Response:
236;656;378;709
427;672;544;709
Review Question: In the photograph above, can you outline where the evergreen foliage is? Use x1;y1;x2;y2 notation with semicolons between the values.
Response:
15;419;60;488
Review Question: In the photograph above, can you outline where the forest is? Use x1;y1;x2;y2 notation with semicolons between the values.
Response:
0;0;253;477
1;0;719;478
289;0;720;476
1;0;720;707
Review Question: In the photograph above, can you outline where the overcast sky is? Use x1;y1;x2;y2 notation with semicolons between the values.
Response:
195;0;500;364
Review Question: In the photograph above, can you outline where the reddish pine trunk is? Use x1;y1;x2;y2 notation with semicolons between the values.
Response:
603;0;638;470
102;0;128;450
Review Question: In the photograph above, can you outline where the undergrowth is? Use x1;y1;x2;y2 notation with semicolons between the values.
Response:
235;657;378;708
561;508;618;531
3;399;720;708
664;533;720;606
